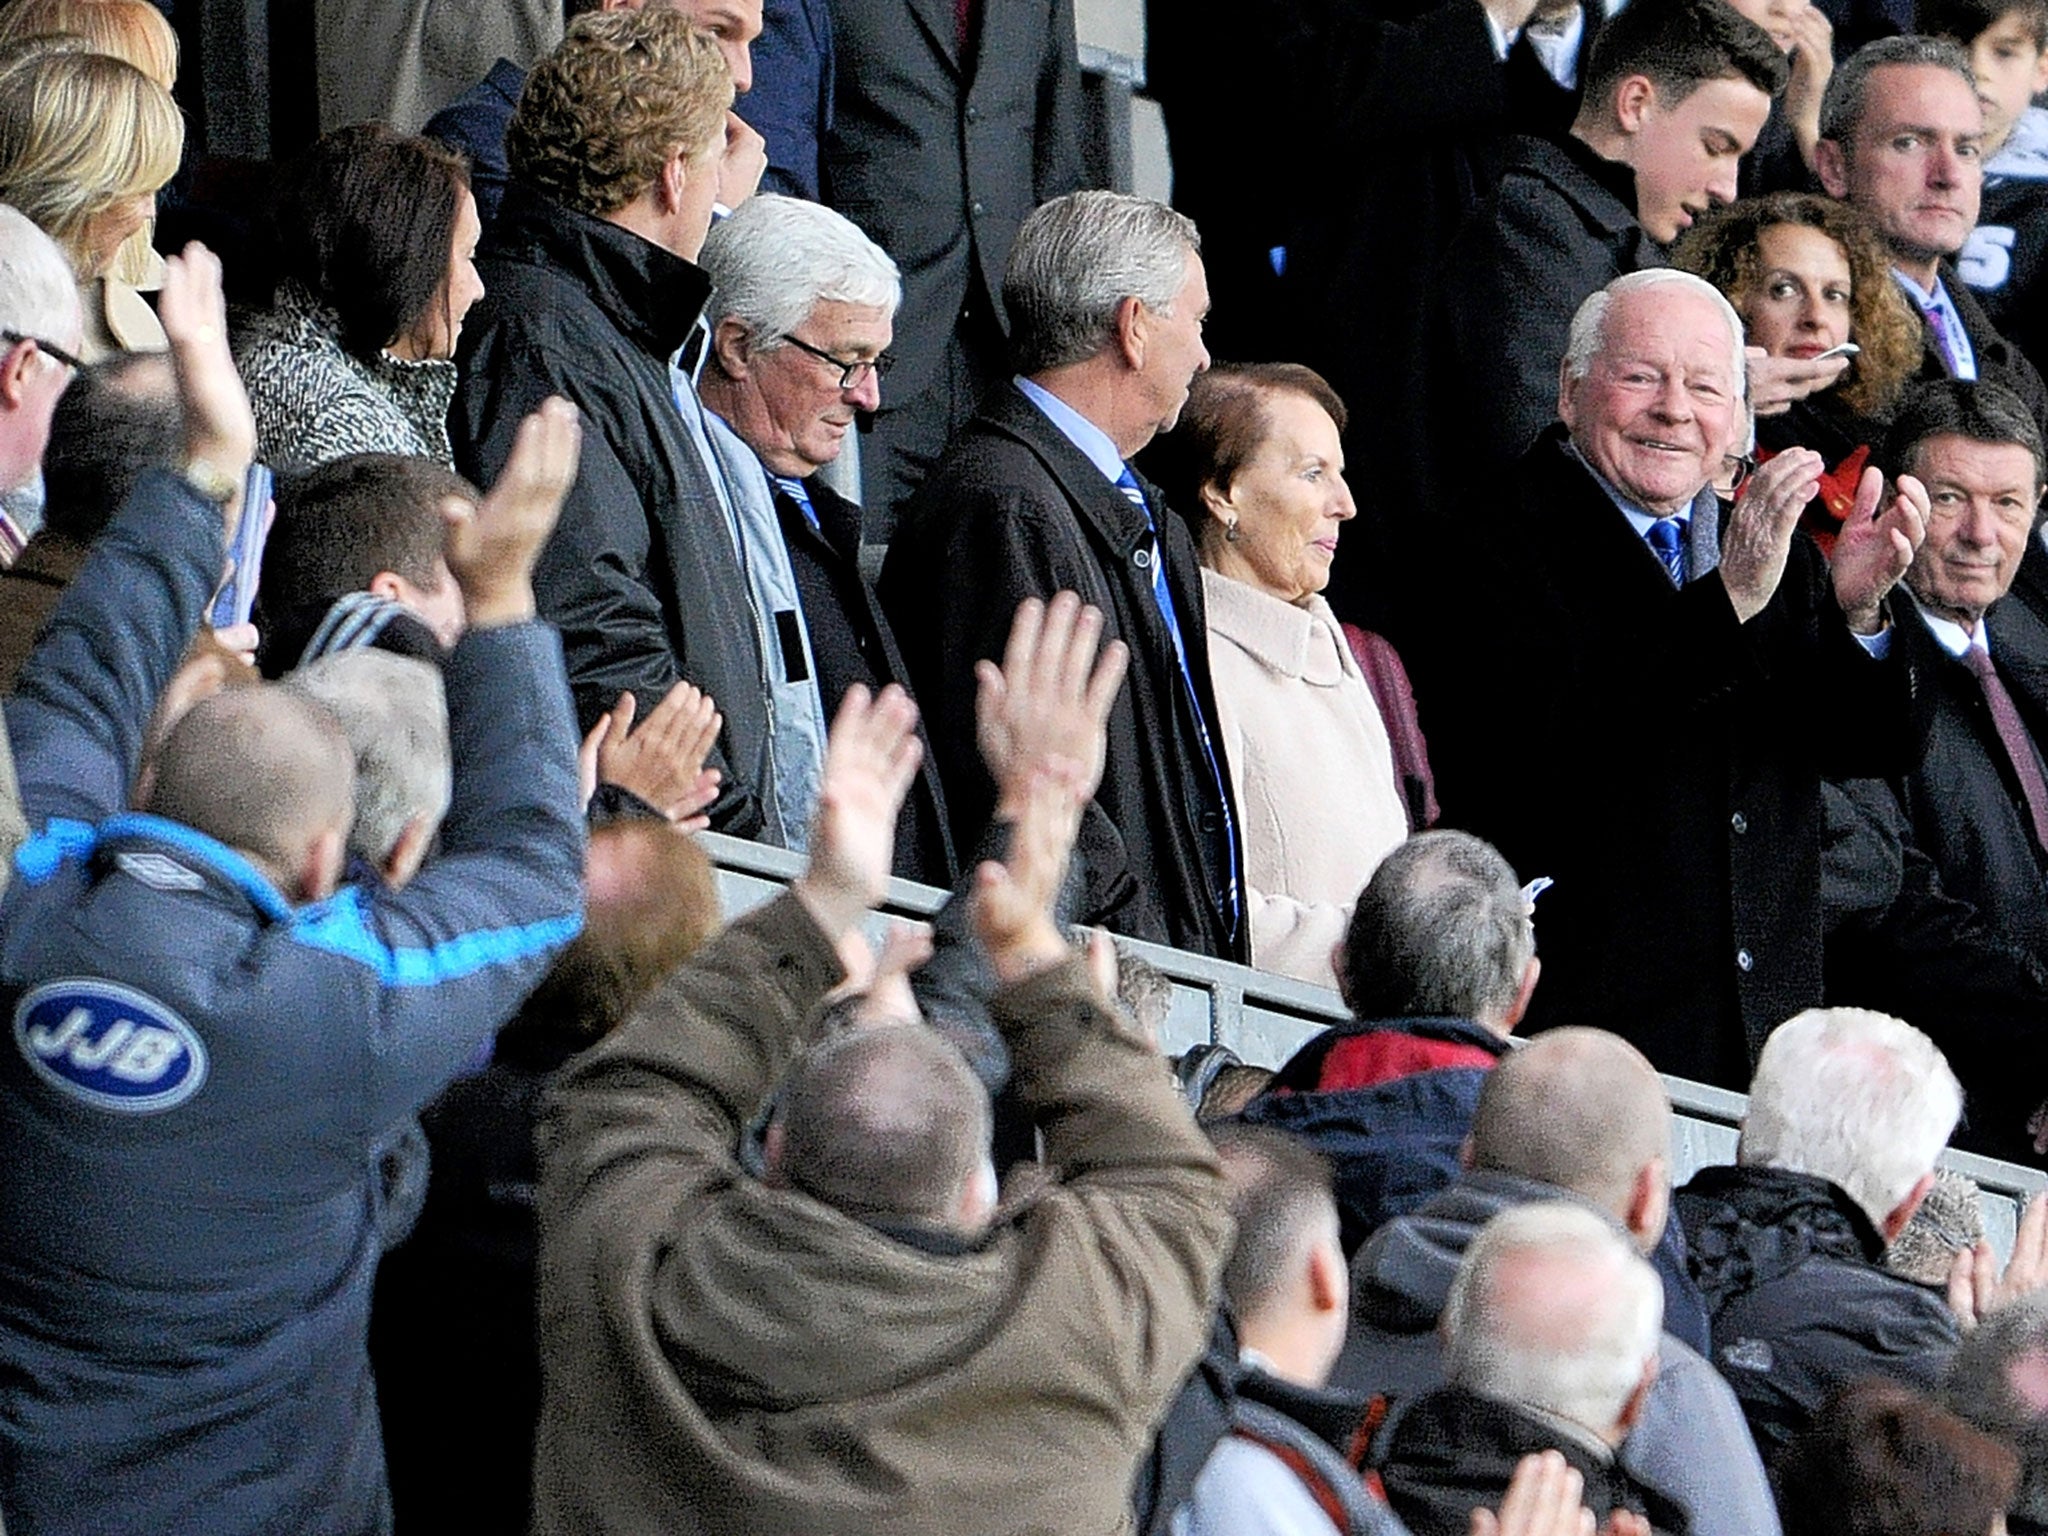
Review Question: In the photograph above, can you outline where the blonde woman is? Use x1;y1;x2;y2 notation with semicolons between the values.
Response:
0;43;182;359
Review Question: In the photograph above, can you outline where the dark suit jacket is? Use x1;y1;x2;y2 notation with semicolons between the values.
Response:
421;58;525;228
748;0;836;199
1404;429;1914;1087
1436;133;1666;477
878;381;1246;960
821;0;1086;400
775;475;955;885
1909;264;2048;445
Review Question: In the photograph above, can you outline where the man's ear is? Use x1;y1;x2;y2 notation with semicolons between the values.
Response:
1613;75;1657;137
1500;956;1541;1032
380;811;434;890
1883;1170;1938;1244
1625;1156;1671;1251
1813;137;1850;199
711;316;755;381
367;570;406;606
1113;293;1147;372
298;822;349;904
1307;1238;1346;1317
1557;360;1581;435
658;148;690;216
1616;1353;1660;1437
0;337;36;410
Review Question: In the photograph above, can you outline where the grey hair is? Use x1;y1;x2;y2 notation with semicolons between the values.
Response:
700;193;901;351
1944;1292;2048;1524
1340;830;1533;1026
1741;1007;1963;1231
1443;1203;1664;1434
0;202;79;350
1820;35;1975;146
1563;269;1750;401
1003;190;1201;375
283;651;451;866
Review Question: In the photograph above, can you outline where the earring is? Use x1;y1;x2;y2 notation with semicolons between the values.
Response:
1224;519;1241;543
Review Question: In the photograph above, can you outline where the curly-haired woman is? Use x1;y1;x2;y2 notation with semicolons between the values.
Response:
1674;192;1922;547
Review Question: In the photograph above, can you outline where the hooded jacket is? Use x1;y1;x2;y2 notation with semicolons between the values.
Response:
531;892;1232;1534
1677;1163;1960;1458
1334;1171;1779;1536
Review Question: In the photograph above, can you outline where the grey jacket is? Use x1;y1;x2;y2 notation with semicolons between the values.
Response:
1335;1171;1780;1536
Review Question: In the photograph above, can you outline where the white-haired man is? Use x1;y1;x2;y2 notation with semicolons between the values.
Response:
1407;267;1929;1090
879;190;1243;962
697;193;954;886
1375;1203;1675;1536
1677;1006;2048;1457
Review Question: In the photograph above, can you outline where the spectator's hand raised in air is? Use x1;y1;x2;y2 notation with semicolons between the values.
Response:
1829;464;1928;634
1782;2;1835;168
443;397;581;628
975;591;1128;818
1720;447;1823;622
1949;1192;2048;1329
159;242;257;536
579;680;723;827
1747;346;1851;417
792;684;923;944
972;759;1089;985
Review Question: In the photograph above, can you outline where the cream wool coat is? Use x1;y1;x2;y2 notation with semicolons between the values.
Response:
1202;568;1408;986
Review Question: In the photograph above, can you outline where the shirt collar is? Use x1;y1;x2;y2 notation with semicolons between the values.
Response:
1014;376;1126;485
1568;441;1690;537
1919;604;1986;659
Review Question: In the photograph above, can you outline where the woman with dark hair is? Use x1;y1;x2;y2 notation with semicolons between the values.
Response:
1778;1380;2018;1536
1144;362;1424;988
234;123;483;469
1674;192;1922;549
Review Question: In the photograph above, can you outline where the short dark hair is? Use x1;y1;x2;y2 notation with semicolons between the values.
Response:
1821;35;1976;144
1883;378;2048;492
1779;1381;2018;1536
1340;831;1533;1024
1581;0;1788;114
1209;1123;1338;1327
776;1026;992;1223
272;123;470;361
1918;0;2048;51
41;353;180;544
261;453;472;623
1145;362;1348;536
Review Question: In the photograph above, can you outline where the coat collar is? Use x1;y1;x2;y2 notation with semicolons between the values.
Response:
1200;569;1353;687
981;381;1156;553
485;184;713;362
1510;132;1643;242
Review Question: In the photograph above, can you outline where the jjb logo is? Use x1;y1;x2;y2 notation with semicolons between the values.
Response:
13;981;208;1113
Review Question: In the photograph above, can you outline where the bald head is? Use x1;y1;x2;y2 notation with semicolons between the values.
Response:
145;685;355;893
775;1024;994;1229
1443;1202;1664;1444
1470;1029;1671;1218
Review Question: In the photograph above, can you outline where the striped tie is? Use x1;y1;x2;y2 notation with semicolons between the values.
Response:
1646;516;1685;587
773;475;821;532
1116;466;1241;937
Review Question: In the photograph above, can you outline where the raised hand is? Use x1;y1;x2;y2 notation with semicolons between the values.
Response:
444;397;581;627
159;243;258;534
971;759;1089;984
1949;1192;2048;1329
717;111;768;209
791;684;923;942
975;592;1129;816
1720;447;1823;622
1470;1452;1594;1536
1829;465;1928;634
1747;346;1851;417
580;681;723;827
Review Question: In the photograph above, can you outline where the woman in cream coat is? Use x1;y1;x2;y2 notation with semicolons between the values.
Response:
1151;363;1415;987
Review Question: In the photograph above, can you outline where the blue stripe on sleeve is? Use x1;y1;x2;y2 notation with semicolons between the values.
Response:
288;886;583;986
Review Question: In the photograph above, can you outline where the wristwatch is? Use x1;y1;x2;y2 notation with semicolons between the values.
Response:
176;455;240;506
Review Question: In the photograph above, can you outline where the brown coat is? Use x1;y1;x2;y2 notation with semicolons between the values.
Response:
531;891;1232;1535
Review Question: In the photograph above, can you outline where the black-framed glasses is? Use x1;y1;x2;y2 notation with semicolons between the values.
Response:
777;333;894;391
1712;453;1757;500
0;328;83;373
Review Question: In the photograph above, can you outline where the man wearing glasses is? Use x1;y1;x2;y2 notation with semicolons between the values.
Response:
694;194;957;886
0;207;85;569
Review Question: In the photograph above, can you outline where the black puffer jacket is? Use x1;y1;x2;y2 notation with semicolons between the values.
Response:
1677;1164;1959;1458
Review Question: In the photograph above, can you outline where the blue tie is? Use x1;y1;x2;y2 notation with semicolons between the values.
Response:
773;475;821;532
1646;516;1685;587
1115;466;1241;937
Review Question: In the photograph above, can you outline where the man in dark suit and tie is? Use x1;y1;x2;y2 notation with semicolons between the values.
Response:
1817;35;2048;441
822;0;1087;542
1405;268;1928;1089
695;193;956;887
879;191;1245;961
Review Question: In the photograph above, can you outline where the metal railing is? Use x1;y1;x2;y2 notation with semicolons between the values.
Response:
701;830;2048;1257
